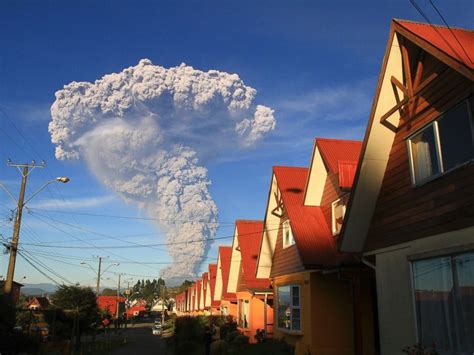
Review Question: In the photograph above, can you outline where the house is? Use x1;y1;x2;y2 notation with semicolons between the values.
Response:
175;292;187;314
227;220;274;343
338;19;474;355
187;285;193;313
27;296;50;310
0;280;23;304
207;263;220;315
214;246;237;317
255;138;378;355
194;279;202;314
97;295;126;318
200;272;211;314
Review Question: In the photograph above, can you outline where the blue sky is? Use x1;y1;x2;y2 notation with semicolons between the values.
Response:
0;0;472;288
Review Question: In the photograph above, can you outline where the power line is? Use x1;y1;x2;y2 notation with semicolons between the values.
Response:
27;207;248;225
17;250;62;286
427;0;473;64
408;0;466;63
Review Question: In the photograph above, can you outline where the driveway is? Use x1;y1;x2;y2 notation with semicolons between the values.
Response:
109;322;169;355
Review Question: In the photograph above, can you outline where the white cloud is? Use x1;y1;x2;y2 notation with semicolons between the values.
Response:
29;195;117;210
48;59;275;279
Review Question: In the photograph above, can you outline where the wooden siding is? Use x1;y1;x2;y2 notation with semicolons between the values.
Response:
365;51;474;251
270;212;304;278
321;171;346;232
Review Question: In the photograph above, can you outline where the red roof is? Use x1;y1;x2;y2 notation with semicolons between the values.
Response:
218;246;236;301
274;166;355;267
395;19;474;70
97;296;125;316
235;220;271;290
208;263;219;307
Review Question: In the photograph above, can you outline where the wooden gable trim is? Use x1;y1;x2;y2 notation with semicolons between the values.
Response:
393;21;474;81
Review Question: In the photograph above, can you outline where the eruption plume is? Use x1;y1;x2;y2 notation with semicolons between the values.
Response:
49;59;275;280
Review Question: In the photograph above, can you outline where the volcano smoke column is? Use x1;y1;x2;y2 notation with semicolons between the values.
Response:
49;59;276;279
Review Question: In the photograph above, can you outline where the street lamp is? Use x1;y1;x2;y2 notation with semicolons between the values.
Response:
81;259;119;295
1;165;69;295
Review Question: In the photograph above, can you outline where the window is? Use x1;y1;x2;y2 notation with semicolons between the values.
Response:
332;194;349;235
408;99;473;185
282;220;295;248
221;306;228;316
238;299;250;328
277;285;301;331
411;252;474;354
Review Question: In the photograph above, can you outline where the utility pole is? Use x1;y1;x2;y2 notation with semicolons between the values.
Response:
116;273;122;319
4;165;28;294
96;256;103;295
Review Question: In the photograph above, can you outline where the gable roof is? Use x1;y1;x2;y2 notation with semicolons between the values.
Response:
28;296;50;308
208;263;219;307
339;19;473;253
317;138;363;175
394;19;474;71
218;246;236;301
235;220;271;290
274;166;355;267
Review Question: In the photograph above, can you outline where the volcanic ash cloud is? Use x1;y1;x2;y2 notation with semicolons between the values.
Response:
49;59;276;279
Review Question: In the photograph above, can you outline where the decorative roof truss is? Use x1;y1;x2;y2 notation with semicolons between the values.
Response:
380;35;443;132
271;188;285;218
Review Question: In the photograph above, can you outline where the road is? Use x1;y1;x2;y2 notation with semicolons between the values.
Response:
109;321;169;355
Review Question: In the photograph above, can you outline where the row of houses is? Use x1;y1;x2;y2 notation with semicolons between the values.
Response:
175;19;473;355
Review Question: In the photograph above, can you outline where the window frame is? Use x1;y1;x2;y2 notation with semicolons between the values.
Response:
331;194;349;236
238;299;250;329
282;219;295;249
277;284;301;332
406;98;474;187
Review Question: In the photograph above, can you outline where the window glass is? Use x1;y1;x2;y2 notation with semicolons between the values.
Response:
282;220;295;248
277;285;291;330
411;124;440;183
438;101;473;172
412;252;474;354
277;285;300;331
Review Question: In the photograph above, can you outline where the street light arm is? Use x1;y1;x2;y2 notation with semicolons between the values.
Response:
80;261;97;274
23;177;70;206
100;263;120;276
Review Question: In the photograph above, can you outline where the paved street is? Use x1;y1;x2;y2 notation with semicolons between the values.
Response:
109;322;168;355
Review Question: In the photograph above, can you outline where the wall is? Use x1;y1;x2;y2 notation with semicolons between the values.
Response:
236;291;274;343
373;225;474;355
366;55;474;251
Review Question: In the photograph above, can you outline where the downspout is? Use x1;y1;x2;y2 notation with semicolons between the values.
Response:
338;269;363;355
361;257;376;270
263;293;268;336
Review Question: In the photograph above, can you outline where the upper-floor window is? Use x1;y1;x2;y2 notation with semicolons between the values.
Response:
332;194;349;235
282;219;295;248
408;99;473;186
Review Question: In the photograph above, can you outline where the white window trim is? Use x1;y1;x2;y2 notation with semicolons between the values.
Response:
277;284;301;332
331;195;348;236
406;98;474;187
238;299;250;329
282;219;295;249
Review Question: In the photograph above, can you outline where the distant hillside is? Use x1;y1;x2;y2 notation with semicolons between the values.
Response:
22;283;58;295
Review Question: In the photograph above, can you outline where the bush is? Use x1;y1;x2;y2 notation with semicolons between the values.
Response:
403;343;440;355
229;333;249;353
247;338;294;355
210;340;229;355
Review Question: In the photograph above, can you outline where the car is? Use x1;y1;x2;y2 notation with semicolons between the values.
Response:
152;324;162;335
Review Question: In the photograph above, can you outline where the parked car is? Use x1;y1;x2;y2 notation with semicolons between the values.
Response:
152;324;162;335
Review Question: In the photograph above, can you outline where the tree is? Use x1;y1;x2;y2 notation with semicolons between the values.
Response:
50;285;100;346
101;288;117;296
130;278;166;305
